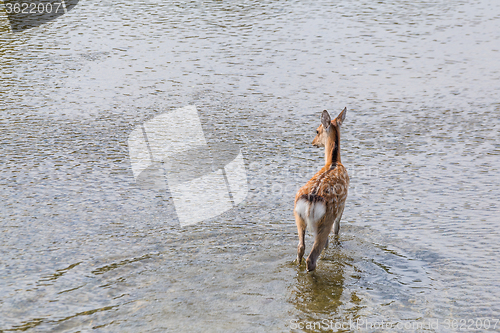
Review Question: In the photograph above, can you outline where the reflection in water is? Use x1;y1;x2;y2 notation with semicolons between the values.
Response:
293;260;345;316
287;231;438;331
289;241;363;330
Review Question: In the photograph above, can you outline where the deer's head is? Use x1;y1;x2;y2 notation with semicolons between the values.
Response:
311;107;347;148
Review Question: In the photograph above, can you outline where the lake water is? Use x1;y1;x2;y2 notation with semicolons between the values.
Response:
1;0;500;331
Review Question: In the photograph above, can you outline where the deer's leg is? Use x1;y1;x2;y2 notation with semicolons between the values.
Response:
332;217;341;236
333;205;345;236
294;212;306;265
306;221;332;272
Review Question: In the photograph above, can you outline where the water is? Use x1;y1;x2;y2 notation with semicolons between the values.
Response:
1;0;500;331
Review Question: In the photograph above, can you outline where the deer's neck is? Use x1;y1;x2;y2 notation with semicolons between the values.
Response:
324;129;340;168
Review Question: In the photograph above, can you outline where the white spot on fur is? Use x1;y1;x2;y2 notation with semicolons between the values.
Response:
295;198;326;237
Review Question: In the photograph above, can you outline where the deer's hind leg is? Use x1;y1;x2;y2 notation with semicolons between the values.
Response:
306;219;332;272
294;211;306;266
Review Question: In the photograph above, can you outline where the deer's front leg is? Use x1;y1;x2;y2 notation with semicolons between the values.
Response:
294;212;306;266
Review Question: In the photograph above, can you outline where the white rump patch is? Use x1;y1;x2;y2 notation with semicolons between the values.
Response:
295;198;326;236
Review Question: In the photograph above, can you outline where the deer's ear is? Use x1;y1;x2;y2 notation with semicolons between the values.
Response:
321;110;331;130
336;107;347;127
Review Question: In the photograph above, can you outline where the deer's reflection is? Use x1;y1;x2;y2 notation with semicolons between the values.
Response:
289;241;363;326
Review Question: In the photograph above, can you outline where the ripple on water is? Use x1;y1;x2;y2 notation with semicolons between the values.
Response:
1;0;500;331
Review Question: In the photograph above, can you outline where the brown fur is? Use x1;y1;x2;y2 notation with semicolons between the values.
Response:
294;108;349;271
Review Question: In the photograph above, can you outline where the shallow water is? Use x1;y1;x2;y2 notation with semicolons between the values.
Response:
1;0;500;331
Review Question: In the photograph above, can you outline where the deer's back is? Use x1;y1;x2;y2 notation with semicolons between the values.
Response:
295;163;349;215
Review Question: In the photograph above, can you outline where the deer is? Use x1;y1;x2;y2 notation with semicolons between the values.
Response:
294;107;349;272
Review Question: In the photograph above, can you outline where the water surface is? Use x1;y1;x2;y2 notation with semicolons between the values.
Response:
1;0;500;331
